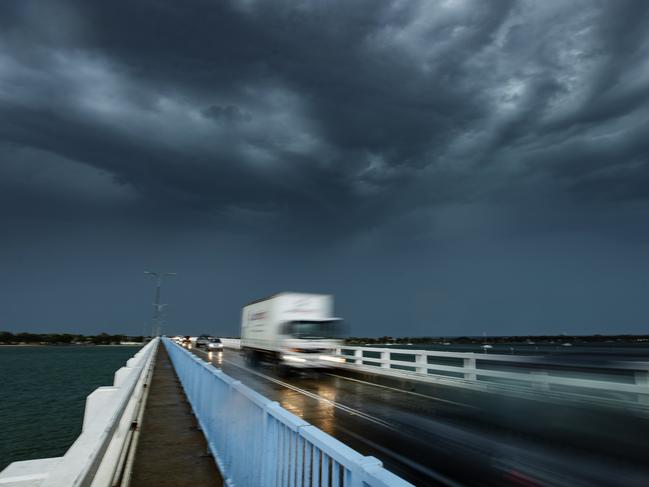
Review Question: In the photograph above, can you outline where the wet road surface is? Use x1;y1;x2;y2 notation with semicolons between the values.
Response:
189;346;649;486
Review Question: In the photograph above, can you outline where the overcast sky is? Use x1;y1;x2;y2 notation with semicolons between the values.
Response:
1;0;648;337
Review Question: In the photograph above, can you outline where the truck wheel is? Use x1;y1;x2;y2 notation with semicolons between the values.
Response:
247;349;259;368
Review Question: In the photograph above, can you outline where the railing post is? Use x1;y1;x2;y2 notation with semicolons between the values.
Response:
261;405;279;487
354;348;363;365
463;357;476;381
415;353;426;374
356;456;383;485
380;351;390;368
635;370;649;405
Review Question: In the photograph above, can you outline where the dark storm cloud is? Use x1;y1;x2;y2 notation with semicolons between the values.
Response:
202;105;252;124
2;0;648;239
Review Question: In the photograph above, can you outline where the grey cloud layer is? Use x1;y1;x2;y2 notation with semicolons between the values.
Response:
1;0;649;237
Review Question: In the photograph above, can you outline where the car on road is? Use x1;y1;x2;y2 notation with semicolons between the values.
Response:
207;338;223;351
195;335;211;348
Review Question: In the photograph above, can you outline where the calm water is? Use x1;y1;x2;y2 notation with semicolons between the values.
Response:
0;346;141;470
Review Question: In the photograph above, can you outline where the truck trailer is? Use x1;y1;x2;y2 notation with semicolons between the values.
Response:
240;292;345;374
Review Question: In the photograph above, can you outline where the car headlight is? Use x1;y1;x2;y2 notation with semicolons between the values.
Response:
319;355;345;364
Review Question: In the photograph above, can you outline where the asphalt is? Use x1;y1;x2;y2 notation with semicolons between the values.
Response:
189;346;649;487
129;346;223;487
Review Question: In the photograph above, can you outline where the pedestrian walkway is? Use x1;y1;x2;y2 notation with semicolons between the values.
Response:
130;345;223;486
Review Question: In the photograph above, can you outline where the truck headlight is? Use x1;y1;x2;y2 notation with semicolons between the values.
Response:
282;355;307;363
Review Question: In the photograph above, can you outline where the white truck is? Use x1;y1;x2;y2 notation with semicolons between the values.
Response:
240;292;345;374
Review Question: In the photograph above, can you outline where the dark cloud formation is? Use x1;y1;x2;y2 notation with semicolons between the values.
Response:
1;0;648;336
202;105;252;124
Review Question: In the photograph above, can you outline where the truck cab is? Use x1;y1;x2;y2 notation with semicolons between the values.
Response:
279;318;344;367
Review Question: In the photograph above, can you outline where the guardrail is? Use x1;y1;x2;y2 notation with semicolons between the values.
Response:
163;338;412;487
212;339;649;408
0;339;159;487
335;345;649;408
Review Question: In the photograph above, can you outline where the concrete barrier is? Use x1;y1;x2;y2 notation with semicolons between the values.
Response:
0;339;159;487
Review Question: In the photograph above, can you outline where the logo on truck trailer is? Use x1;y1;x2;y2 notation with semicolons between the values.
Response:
286;297;318;314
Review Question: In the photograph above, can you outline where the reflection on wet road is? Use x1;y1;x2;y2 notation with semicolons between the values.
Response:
189;347;649;486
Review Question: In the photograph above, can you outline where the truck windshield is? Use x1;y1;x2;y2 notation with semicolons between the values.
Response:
286;320;341;339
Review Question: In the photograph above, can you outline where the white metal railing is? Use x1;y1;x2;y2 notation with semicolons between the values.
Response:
212;339;649;408
335;345;649;407
0;339;159;487
162;338;412;487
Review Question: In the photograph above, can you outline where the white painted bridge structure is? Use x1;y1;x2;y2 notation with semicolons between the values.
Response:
2;338;648;486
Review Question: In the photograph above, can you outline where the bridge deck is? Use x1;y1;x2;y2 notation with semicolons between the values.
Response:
130;346;222;486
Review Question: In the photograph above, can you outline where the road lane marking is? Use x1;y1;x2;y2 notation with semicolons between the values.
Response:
226;360;395;429
325;373;474;409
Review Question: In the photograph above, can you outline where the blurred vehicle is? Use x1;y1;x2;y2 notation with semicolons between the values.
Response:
181;336;191;347
241;292;345;374
207;338;223;350
195;335;211;348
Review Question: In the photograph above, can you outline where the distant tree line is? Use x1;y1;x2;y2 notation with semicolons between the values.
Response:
0;331;145;345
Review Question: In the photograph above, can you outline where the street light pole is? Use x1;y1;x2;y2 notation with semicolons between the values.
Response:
144;271;176;337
